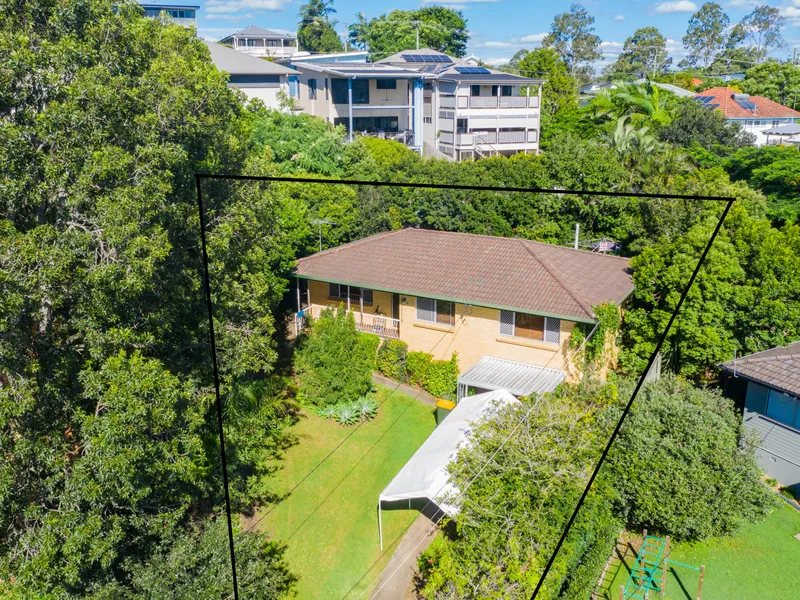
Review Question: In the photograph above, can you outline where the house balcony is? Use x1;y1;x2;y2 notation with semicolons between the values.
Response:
440;129;538;148
354;129;415;146
439;95;540;110
296;304;401;339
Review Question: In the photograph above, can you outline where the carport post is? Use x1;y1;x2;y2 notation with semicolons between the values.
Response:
378;501;383;551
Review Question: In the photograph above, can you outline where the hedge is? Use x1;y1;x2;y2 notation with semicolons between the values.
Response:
377;341;459;400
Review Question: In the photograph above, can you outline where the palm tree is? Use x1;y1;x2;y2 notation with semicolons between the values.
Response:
614;80;673;126
298;0;336;28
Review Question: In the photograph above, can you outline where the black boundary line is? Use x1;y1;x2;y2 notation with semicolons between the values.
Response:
192;172;736;600
529;197;735;600
195;175;240;600
196;173;732;202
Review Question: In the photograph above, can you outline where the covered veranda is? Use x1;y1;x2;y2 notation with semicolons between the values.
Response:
456;355;566;402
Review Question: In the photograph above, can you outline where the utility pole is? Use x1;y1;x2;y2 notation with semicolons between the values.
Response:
311;218;336;252
416;22;420;50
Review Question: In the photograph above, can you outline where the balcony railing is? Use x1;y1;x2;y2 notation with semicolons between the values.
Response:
468;96;539;109
297;304;401;339
439;96;456;109
473;130;537;145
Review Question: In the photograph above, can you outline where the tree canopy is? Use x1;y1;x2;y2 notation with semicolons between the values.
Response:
542;3;602;84
606;27;672;79
297;0;344;52
681;2;730;70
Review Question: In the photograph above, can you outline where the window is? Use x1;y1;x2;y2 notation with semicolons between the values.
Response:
377;79;397;90
325;78;329;100
308;78;317;100
424;81;433;91
499;310;560;344
331;79;370;104
333;116;399;132
288;76;299;97
247;39;257;47
772;120;780;127
470;84;480;97
266;40;281;47
491;85;499;97
765;389;799;430
328;284;373;304
501;85;513;97
456;118;468;134
416;297;455;326
424;117;432;124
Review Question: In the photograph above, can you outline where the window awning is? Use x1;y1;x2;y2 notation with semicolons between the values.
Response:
457;356;566;401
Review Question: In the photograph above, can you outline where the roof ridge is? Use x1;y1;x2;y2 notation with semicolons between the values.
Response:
295;228;407;263
517;239;595;320
723;341;800;365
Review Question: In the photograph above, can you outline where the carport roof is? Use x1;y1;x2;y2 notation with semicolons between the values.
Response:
458;356;566;398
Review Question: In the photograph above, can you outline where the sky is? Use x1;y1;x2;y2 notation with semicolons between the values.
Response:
162;0;800;68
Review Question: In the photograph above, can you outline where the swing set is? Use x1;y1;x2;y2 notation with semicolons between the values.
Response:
619;530;706;600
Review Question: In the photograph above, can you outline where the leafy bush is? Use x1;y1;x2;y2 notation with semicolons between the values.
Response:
406;351;433;387
606;376;776;540
295;307;378;407
424;353;459;399
333;402;359;426
376;339;408;381
316;405;337;420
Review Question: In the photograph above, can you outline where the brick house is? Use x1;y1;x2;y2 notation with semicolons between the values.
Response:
293;229;633;398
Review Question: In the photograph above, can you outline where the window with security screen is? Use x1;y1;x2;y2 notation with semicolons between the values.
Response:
499;310;560;344
417;297;454;325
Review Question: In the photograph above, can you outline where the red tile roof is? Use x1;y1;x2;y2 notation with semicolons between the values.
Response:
720;341;800;397
699;87;800;119
294;229;634;323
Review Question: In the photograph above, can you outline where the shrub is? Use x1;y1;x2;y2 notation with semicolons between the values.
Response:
376;339;408;381
333;402;359;425
406;351;432;387
606;376;776;541
424;353;459;399
295;307;378;407
355;394;379;421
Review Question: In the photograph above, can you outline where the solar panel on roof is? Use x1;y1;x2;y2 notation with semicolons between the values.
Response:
734;97;757;111
401;54;422;62
455;66;491;74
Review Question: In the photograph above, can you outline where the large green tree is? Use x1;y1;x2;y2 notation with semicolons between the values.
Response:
681;2;730;70
0;0;298;596
735;5;786;63
515;48;578;118
607;27;672;79
348;7;468;60
542;3;602;83
740;60;800;107
297;0;344;52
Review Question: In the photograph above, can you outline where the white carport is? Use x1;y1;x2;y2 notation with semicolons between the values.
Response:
377;389;518;549
456;356;566;402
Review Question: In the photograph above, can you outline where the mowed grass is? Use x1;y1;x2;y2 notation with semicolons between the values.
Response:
251;384;437;600
602;502;800;600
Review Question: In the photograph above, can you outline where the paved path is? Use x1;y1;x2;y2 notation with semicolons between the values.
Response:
370;511;439;600
372;373;438;408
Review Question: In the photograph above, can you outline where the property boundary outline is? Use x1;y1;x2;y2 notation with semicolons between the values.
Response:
193;173;735;600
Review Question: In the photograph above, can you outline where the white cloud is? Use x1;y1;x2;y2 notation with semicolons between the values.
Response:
600;41;623;49
478;41;516;48
198;27;243;40
654;0;698;14
203;12;254;21
205;0;289;14
484;57;510;65
783;5;800;17
521;32;547;43
614;14;626;20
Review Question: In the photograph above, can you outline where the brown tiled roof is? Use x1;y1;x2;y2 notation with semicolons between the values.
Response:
720;341;800;397
294;229;633;323
701;87;800;119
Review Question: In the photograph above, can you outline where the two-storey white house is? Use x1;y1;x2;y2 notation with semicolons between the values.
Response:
378;49;543;160
219;26;299;60
289;61;429;153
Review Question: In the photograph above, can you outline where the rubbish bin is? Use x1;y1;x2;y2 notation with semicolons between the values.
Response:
435;399;456;426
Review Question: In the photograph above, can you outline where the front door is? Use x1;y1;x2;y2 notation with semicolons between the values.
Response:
392;293;400;320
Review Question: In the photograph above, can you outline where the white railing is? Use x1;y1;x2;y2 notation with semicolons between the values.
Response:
498;130;527;143
455;132;474;146
467;96;539;109
439;96;456;109
474;131;497;144
473;130;536;145
527;130;539;143
439;131;454;144
299;305;400;339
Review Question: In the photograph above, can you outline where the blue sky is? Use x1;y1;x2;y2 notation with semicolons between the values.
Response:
175;0;800;68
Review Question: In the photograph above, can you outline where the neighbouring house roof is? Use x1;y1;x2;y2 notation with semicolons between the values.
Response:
696;87;800;120
632;79;696;98
292;62;428;79
720;341;800;397
294;229;634;323
289;50;368;63
378;49;542;85
204;42;296;76
220;26;296;41
139;2;199;9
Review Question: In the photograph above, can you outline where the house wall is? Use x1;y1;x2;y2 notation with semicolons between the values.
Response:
293;72;413;130
303;279;575;374
742;380;800;493
729;117;799;146
229;81;287;110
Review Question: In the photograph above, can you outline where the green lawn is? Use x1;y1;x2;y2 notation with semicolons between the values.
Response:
601;502;800;600
251;384;437;600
